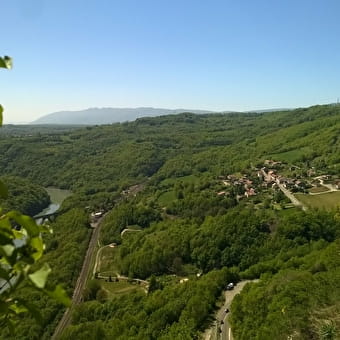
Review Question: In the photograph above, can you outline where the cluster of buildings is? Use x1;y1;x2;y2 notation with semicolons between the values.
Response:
259;161;340;193
217;159;340;204
121;184;144;197
217;174;257;198
258;167;309;192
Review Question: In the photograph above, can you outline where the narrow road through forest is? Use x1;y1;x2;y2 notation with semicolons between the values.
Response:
52;217;104;339
220;281;257;340
204;280;258;340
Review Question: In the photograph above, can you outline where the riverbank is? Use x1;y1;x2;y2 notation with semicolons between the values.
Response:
35;187;72;217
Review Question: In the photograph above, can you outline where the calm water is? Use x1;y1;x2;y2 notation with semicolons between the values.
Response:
1;188;72;292
35;187;72;216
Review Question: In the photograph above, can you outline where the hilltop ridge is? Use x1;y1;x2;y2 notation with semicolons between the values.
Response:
31;106;297;125
31;107;216;125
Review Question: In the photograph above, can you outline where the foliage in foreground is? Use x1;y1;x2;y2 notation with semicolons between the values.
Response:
0;57;70;335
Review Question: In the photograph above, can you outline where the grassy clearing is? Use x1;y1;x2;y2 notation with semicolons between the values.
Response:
158;175;201;206
296;191;340;210
309;186;329;193
100;246;120;273
158;190;176;206
161;174;198;186
101;280;145;298
270;147;311;163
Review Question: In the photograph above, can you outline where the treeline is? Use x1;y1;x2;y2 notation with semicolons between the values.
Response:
0;105;339;210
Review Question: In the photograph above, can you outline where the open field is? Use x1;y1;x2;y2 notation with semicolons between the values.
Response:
309;185;329;193
101;280;145;298
100;246;120;273
270;147;312;163
160;174;198;187
295;191;340;210
158;190;176;206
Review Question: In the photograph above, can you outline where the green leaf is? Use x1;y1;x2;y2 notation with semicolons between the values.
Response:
0;56;12;69
29;236;44;261
0;104;3;126
0;267;10;281
45;285;71;307
7;211;39;237
0;244;15;257
0;180;8;199
0;232;14;246
28;263;51;289
9;302;28;315
39;223;53;234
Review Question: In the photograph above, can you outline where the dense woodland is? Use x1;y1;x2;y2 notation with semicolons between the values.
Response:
1;104;340;339
0;176;50;215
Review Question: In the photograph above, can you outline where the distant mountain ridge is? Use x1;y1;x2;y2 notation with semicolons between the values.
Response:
31;107;216;125
246;108;292;113
31;106;297;125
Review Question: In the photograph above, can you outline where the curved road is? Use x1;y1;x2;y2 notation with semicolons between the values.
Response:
120;228;142;237
52;217;104;339
204;280;258;340
92;243;115;278
93;241;148;286
219;281;257;340
315;177;337;192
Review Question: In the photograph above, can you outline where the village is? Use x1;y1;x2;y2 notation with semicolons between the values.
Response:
217;159;340;210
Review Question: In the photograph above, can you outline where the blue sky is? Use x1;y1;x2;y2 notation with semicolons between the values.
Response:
1;0;340;123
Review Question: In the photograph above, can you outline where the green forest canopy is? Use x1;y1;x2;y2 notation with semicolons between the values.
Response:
0;104;340;339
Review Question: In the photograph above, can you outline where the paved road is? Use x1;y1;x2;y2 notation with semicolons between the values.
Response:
213;280;258;340
52;217;104;340
316;178;337;192
276;182;307;211
260;169;307;211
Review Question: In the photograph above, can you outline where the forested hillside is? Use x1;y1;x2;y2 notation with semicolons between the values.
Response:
0;176;50;215
1;104;340;339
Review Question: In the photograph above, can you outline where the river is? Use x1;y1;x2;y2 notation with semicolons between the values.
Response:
35;187;72;217
1;188;71;292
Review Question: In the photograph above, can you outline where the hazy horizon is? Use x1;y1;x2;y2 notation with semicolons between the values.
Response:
7;105;298;125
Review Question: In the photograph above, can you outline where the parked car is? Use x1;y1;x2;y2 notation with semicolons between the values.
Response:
226;282;234;290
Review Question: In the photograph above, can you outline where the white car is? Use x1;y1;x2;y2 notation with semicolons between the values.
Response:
226;282;234;290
